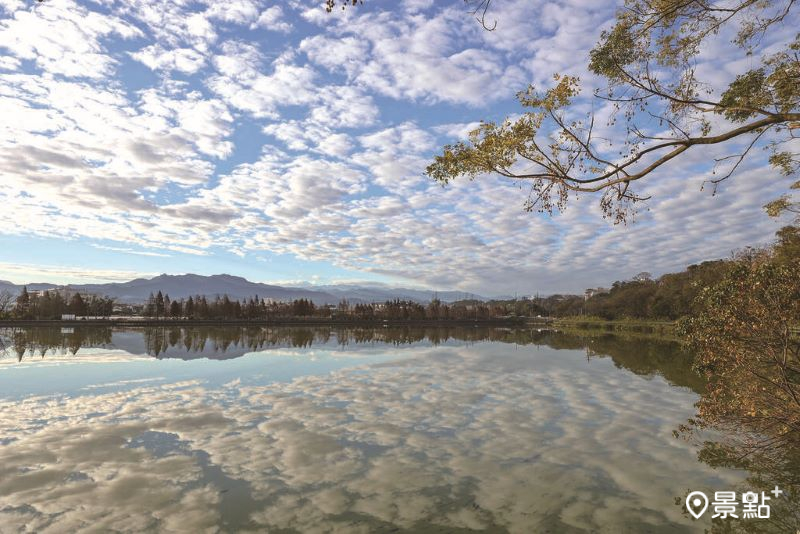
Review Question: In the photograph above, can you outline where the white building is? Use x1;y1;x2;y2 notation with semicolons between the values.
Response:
584;287;609;301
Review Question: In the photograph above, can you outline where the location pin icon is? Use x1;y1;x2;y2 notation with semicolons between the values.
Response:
686;491;709;519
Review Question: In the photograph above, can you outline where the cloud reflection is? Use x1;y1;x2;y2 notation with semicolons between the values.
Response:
0;344;745;532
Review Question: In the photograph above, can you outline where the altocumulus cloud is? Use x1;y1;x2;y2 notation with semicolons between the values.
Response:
0;0;793;293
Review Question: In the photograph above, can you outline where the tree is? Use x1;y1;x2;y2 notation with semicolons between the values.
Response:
170;299;182;318
292;298;316;317
145;292;156;318
15;286;30;318
0;290;14;318
426;297;443;320
155;291;165;319
69;293;86;316
764;181;800;222
426;0;800;222
103;297;114;317
677;250;800;486
325;0;361;11
773;225;800;264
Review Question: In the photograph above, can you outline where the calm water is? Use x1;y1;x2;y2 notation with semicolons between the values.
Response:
0;326;747;532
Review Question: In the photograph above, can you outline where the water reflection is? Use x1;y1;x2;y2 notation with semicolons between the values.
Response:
0;327;783;532
1;325;563;360
1;326;701;390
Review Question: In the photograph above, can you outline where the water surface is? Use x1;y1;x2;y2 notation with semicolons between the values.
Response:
0;326;747;532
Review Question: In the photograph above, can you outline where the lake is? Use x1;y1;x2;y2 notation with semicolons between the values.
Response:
0;326;750;532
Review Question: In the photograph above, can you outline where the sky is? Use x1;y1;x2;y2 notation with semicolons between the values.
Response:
0;0;796;295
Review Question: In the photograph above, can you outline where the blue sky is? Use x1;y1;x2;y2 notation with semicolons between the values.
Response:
0;0;795;294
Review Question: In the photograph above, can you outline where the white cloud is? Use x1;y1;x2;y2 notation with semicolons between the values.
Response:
252;5;293;33
309;85;379;129
207;41;318;118
130;44;207;74
119;0;217;49
0;262;157;284
299;34;370;78
0;0;141;79
0;71;235;255
205;0;261;26
305;8;529;106
0;0;791;294
91;245;171;257
0;54;19;70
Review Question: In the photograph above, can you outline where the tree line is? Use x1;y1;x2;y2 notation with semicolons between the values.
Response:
513;226;800;321
141;291;519;321
4;287;114;320
676;224;800;504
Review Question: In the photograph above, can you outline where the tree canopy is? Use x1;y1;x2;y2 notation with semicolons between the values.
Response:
420;0;799;222
677;246;800;498
324;0;363;13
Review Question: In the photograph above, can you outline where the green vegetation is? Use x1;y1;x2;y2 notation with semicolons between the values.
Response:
553;318;677;340
525;225;799;322
677;242;800;500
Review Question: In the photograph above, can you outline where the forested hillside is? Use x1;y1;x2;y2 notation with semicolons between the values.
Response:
498;226;800;320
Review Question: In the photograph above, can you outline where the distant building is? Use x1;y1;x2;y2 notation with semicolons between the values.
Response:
61;314;76;320
584;287;609;301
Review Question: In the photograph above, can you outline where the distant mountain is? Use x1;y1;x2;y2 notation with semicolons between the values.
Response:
69;274;339;304
0;274;487;305
311;284;485;304
0;280;57;294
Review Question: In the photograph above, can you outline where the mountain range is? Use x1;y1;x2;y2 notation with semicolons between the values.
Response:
0;274;487;305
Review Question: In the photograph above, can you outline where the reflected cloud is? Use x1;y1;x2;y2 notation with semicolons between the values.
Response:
0;339;745;532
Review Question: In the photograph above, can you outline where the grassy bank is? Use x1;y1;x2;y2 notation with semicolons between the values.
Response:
549;317;677;340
